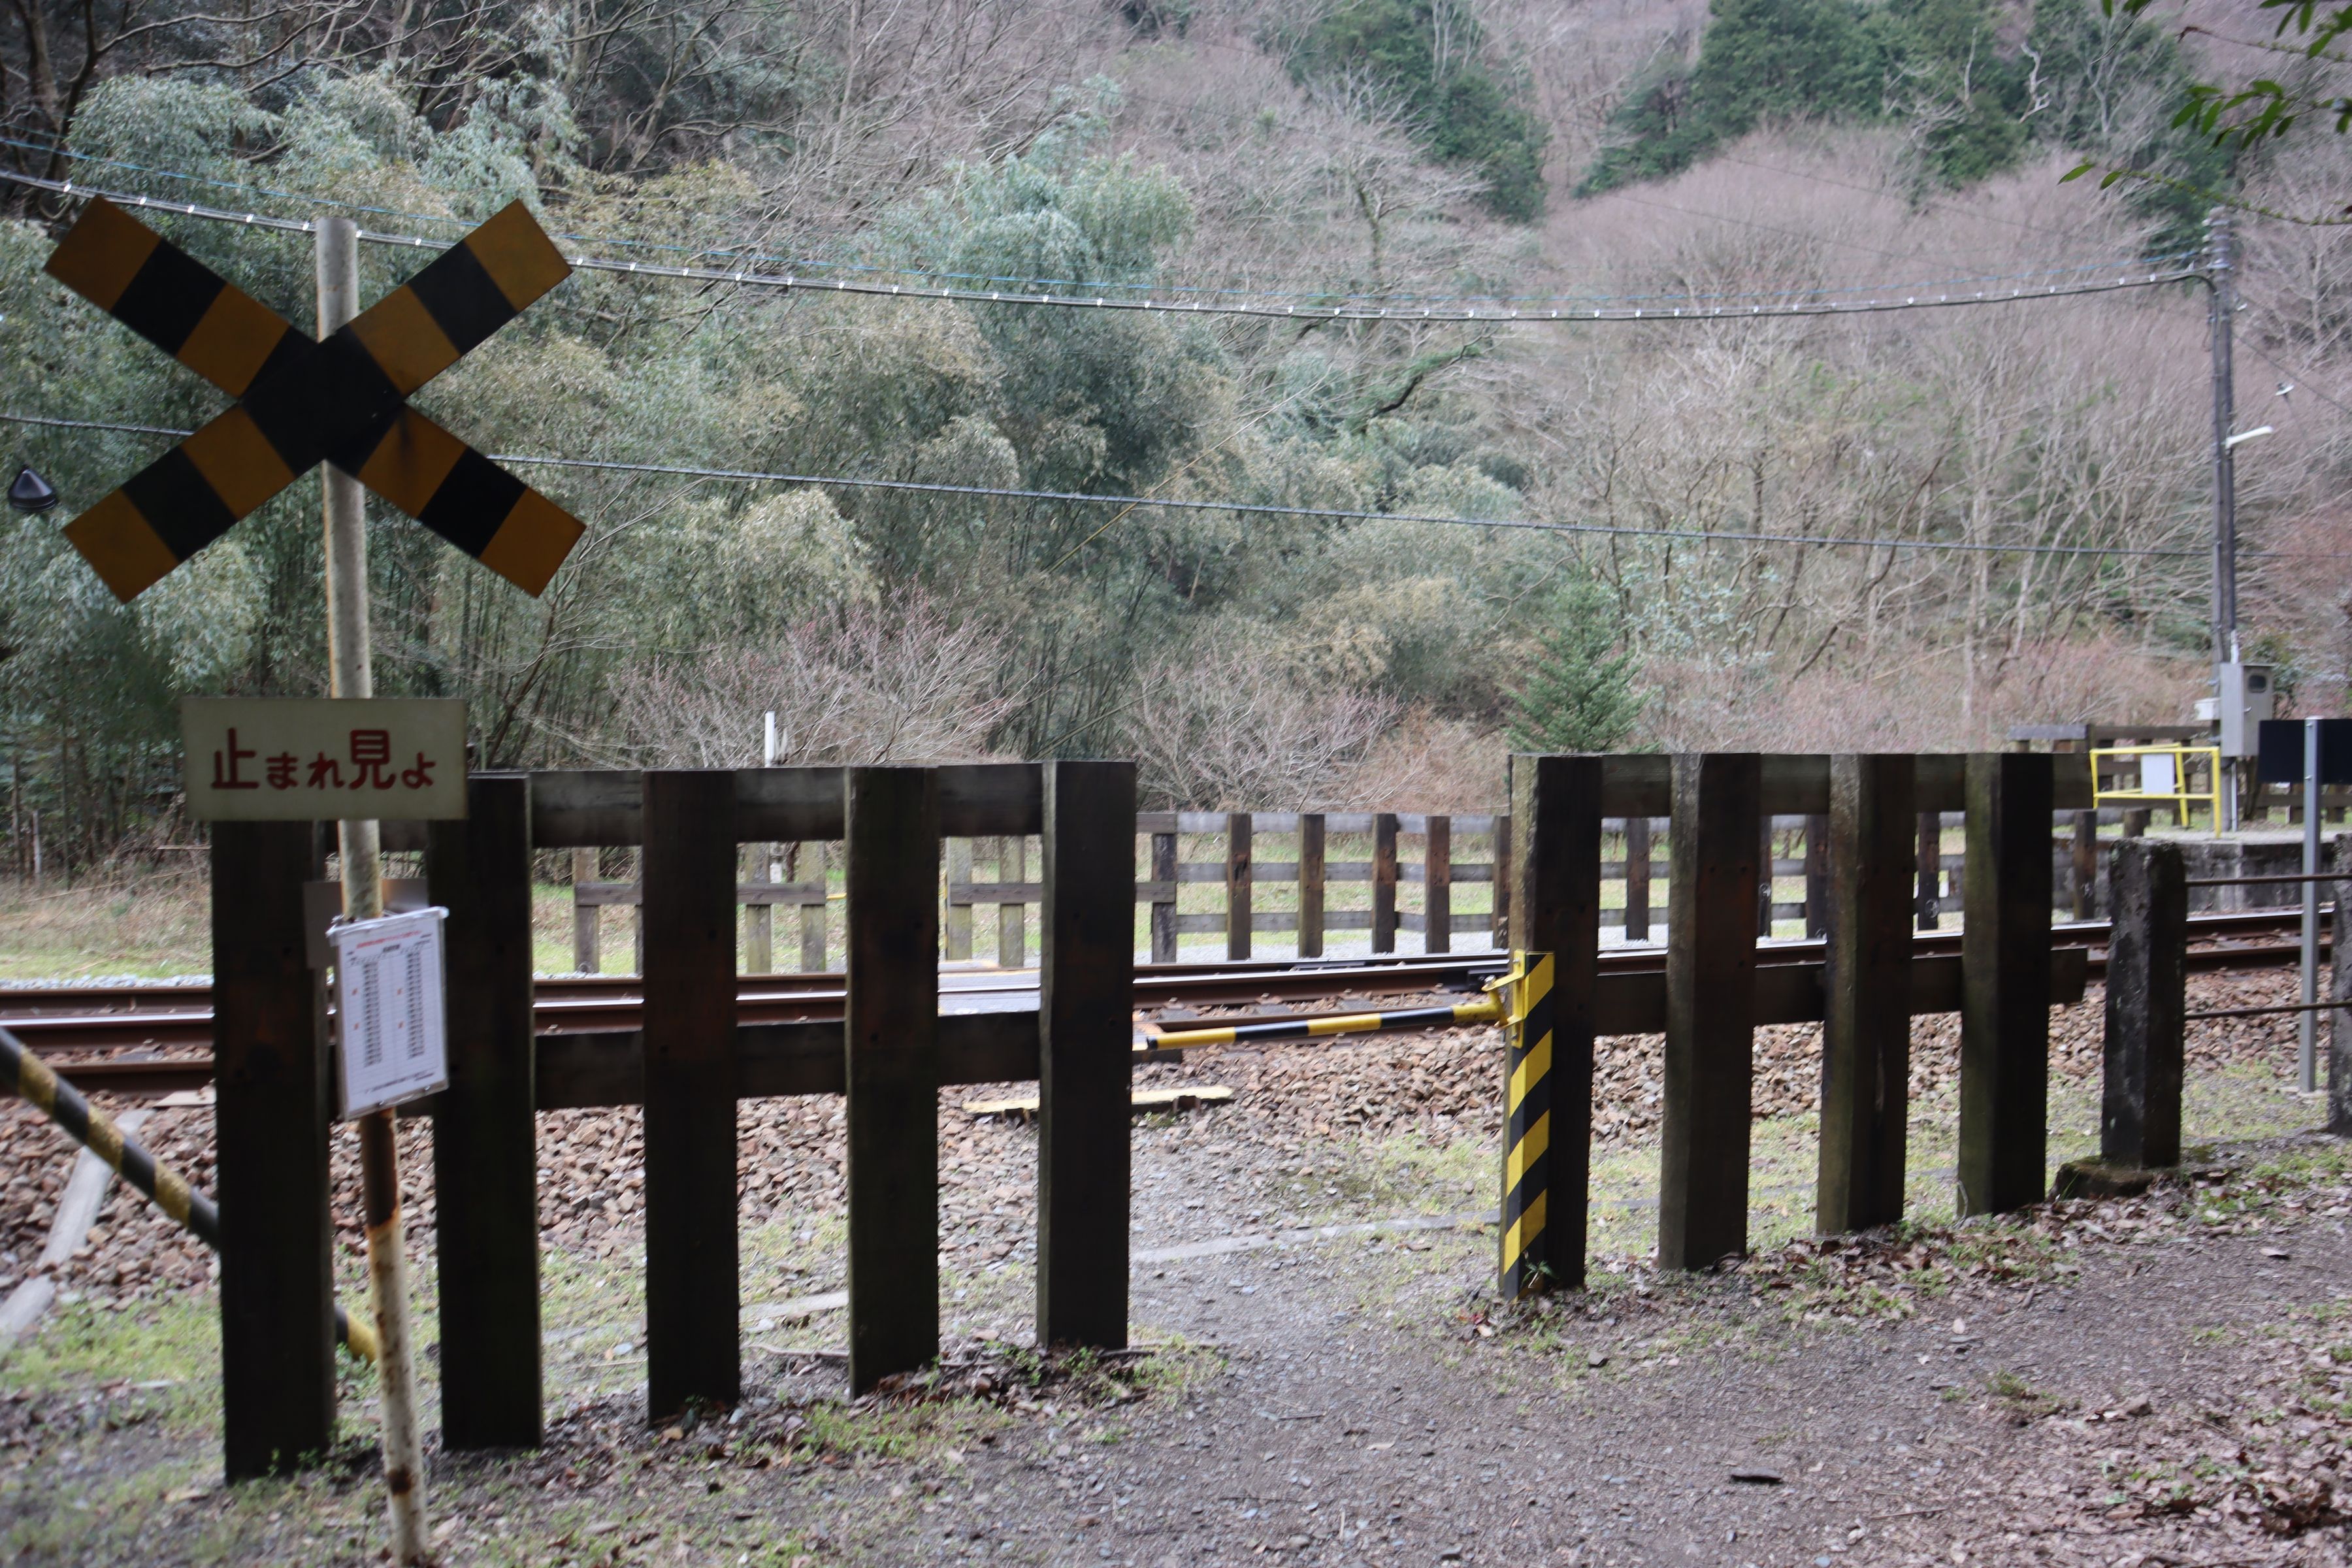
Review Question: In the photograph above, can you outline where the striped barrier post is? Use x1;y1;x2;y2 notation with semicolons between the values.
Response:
0;1024;376;1362
1500;950;1554;1300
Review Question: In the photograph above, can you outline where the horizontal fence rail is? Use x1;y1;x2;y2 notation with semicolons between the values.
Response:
525;751;2102;973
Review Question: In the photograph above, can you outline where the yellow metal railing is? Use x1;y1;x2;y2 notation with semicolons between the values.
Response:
2091;744;2224;834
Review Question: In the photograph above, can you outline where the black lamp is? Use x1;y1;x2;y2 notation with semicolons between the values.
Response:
7;466;57;514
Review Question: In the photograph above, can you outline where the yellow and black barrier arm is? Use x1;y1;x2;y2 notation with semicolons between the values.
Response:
0;1026;378;1362
1141;994;1503;1051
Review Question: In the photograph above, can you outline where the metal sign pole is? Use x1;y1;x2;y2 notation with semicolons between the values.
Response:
2302;717;2322;1094
320;214;429;1563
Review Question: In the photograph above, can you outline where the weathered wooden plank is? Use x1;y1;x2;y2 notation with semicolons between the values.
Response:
430;775;542;1448
945;840;973;962
212;821;335;1481
1426;815;1452;956
1149;830;1177;964
1037;760;1135;1350
1916;809;1943;930
798;843;828;972
2072;809;2099;921
1959;752;2054;1217
845;768;941;1394
998;836;1027;968
938;763;1042;836
1491;811;1511;949
1817;757;1914;1235
2101;838;2186;1169
577;879;828;908
1803;813;1830;939
1597;753;2089;816
1372;813;1399;954
1507;755;1603;1294
1660;753;1761;1271
640;771;741;1420
1299;813;1326;959
572;847;600;972
1226;812;1252;962
1624;815;1652;941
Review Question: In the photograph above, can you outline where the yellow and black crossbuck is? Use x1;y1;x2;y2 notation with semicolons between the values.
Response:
44;197;586;602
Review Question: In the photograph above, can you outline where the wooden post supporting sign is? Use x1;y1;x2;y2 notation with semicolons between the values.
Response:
212;821;335;1480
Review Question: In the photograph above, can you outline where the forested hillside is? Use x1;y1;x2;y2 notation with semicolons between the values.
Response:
1;0;2346;866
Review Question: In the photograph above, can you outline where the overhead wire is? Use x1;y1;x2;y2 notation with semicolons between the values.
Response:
0;141;2198;312
0;408;2216;560
0;167;2207;325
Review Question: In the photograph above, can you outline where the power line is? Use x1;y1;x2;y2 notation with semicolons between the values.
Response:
0;408;2212;560
0;168;2208;326
0;142;2197;312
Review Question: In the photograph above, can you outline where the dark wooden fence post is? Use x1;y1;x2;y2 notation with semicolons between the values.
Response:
1372;811;1398;953
1624;815;1651;942
1803;813;1830;939
1817;756;1914;1233
998;835;1026;968
1916;810;1942;930
1426;815;1452;955
2072;809;2099;921
1298;813;1326;958
1660;753;1761;1270
2100;838;2186;1169
213;821;335;1480
945;840;973;962
799;843;827;971
2329;834;2351;1135
429;775;542;1448
1505;755;1601;1294
642;770;740;1419
1225;811;1252;962
1491;812;1511;948
845;767;941;1393
1958;752;2055;1217
1037;760;1135;1349
572;847;599;972
1149;828;1177;963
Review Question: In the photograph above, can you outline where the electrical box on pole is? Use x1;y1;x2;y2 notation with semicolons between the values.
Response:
2215;663;2274;759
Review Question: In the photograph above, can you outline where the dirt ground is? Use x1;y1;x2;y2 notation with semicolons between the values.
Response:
1;970;2347;1565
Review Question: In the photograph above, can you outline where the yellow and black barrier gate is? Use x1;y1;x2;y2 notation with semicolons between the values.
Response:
1497;950;1554;1300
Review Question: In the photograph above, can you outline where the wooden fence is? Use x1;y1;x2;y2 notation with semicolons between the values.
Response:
208;751;2092;1480
560;753;2102;971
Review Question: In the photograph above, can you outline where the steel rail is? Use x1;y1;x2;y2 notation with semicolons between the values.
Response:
4;907;2325;1096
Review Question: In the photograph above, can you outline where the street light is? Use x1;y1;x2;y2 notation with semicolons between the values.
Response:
6;466;57;514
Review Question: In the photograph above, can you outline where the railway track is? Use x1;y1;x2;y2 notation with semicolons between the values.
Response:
1;908;2322;1098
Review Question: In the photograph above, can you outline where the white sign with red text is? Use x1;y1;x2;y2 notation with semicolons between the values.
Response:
181;698;466;821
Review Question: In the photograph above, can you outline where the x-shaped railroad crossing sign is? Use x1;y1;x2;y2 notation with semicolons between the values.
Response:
43;197;586;602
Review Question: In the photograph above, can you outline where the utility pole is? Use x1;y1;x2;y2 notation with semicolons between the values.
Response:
2209;208;2238;669
319;215;429;1564
2208;210;2244;832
